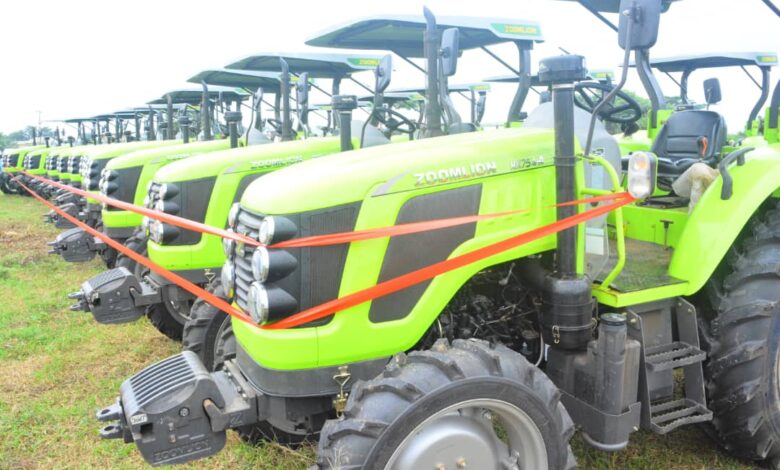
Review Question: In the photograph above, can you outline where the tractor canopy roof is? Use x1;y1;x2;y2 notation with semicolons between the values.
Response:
557;0;680;13
187;69;282;93
641;52;779;72
224;52;383;78
389;83;492;95
485;69;614;85
63;117;98;124
305;15;544;58
147;86;249;105
358;91;426;104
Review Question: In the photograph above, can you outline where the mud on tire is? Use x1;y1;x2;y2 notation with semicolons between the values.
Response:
316;338;576;470
701;201;780;465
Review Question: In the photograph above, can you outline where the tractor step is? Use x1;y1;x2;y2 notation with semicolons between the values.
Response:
649;398;713;434
627;298;713;435
645;341;706;372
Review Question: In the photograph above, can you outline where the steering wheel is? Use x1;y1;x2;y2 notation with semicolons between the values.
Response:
266;119;283;134
574;82;643;124
373;108;416;139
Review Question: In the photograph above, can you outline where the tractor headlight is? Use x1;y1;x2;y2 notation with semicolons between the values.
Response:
142;216;150;230
258;216;297;245
251;247;297;283
228;203;240;229
143;195;151;207
159;183;178;200
154;199;179;214
221;259;235;299
247;282;269;324
222;232;236;258
627;151;658;200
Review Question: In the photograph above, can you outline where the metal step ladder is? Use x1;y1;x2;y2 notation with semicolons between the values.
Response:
626;298;713;434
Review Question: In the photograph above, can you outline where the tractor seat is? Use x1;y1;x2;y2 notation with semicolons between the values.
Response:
621;110;727;179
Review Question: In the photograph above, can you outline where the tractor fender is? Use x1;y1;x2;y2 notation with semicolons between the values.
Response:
669;146;780;294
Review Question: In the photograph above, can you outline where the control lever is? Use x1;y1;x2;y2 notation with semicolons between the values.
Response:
718;147;753;200
697;136;709;158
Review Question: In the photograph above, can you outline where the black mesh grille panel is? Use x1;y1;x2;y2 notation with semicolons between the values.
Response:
106;167;143;211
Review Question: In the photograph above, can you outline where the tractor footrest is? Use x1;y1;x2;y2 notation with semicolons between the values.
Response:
645;341;705;372
649;398;712;434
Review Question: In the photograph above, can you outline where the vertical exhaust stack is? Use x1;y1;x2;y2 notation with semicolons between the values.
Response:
279;58;293;142
179;115;191;144
421;7;444;138
332;95;357;151
166;95;175;141
225;107;242;149
200;82;212;141
537;55;594;351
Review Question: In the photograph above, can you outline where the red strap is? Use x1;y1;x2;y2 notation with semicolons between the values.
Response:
264;195;634;330
14;177;257;327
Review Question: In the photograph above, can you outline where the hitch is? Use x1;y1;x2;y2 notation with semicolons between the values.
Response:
74;267;162;324
48;227;98;262
97;352;256;466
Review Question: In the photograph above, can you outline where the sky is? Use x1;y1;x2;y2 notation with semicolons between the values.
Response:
0;0;777;136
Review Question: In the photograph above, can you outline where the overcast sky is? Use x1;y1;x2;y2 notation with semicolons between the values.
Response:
0;0;777;135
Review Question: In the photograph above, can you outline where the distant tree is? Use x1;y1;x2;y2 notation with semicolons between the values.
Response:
0;133;13;150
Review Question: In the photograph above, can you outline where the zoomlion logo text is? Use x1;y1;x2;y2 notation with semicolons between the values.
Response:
153;439;212;463
348;58;381;68
414;162;498;186
492;23;541;37
250;156;304;169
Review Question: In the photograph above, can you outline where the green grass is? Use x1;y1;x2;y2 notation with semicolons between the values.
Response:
0;193;760;469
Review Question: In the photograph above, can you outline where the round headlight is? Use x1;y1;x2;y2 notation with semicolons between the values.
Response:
159;184;169;200
142;216;150;230
222;233;236;258
258;217;275;245
251;247;270;282
154;199;165;211
155;221;165;240
228;203;240;229
247;282;269;324
221;260;235;298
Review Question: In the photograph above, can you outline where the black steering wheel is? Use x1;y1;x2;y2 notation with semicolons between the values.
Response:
373;108;416;139
574;82;643;124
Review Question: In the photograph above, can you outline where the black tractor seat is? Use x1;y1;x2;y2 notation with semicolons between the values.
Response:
622;109;727;187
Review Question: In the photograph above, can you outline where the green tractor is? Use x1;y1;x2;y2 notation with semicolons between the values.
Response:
97;1;780;468
49;81;262;266
46;88;244;258
1;142;46;194
68;51;391;340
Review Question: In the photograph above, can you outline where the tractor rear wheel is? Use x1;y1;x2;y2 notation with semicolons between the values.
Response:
316;338;575;470
701;202;780;466
182;280;230;371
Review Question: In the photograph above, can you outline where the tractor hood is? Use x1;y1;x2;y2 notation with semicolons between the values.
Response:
153;137;341;184
240;127;557;215
83;140;183;161
106;140;230;171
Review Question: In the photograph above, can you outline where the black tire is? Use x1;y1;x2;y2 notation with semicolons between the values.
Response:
115;231;147;279
147;299;192;342
316;338;576;470
209;315;313;446
700;202;780;466
94;222;118;269
182;280;230;371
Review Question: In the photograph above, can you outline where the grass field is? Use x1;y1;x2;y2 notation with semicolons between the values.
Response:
0;193;761;469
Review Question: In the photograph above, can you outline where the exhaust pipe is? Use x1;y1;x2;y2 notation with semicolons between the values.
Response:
537;55;593;351
200;82;212;141
421;7;444;138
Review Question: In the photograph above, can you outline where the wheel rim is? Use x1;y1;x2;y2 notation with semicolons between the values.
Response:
164;299;193;324
385;398;548;470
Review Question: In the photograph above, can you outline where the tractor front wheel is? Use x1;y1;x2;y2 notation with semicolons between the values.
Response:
701;202;780;466
316;338;575;470
182;280;230;371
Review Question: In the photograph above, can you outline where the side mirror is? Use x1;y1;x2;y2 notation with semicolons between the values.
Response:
440;27;460;77
618;0;662;50
703;78;722;105
375;55;392;94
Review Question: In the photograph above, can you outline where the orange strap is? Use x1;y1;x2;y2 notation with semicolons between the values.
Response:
23;171;630;249
19;173;633;330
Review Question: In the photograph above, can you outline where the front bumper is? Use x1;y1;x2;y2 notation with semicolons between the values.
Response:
97;351;256;466
47;227;106;262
